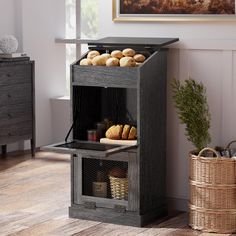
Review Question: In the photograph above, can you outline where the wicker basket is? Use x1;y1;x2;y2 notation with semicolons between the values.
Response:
189;147;236;233
109;175;128;200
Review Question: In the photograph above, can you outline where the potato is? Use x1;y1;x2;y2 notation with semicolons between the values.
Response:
101;53;111;63
120;57;136;67
92;55;106;66
87;50;100;60
122;48;136;57
111;50;123;59
106;58;119;67
134;54;146;63
79;58;92;66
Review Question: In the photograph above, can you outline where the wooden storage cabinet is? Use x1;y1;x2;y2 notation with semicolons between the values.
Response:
0;59;35;156
43;37;178;226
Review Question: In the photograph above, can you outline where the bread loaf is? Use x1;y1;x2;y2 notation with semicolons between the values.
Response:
122;125;131;140
106;57;119;67
111;50;123;59
122;48;136;57
101;53;111;62
92;55;106;66
105;125;123;140
79;58;92;66
134;54;146;63
120;57;136;67
105;124;137;140
87;50;100;59
109;167;126;178
128;126;137;140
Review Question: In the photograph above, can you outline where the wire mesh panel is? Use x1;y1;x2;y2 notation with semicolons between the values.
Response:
82;158;128;200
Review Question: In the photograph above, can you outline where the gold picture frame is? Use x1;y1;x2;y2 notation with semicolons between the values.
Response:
112;0;236;22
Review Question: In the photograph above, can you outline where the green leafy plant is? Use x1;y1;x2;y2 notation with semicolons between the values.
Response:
171;78;211;152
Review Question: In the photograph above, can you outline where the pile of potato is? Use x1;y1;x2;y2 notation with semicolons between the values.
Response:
79;48;146;67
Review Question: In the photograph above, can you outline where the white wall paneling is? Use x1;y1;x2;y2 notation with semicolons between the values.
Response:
167;47;236;207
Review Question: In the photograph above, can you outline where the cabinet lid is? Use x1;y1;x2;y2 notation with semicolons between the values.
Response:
87;37;179;50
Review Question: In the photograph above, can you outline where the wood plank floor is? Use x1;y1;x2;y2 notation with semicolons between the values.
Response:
0;151;234;236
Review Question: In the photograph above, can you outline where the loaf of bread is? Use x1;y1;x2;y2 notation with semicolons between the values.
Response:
106;57;119;67
87;50;100;59
122;48;136;57
128;126;137;140
109;167;126;178
134;54;146;63
92;55;106;66
120;57;136;67
101;53;111;62
79;58;92;66
105;125;123;140
122;125;131;140
106;124;137;140
111;50;123;59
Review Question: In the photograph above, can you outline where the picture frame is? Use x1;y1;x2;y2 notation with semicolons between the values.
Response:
112;0;236;22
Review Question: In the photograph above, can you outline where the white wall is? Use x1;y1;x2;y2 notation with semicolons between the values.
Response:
0;0;68;151
99;0;236;209
21;0;67;147
0;0;15;37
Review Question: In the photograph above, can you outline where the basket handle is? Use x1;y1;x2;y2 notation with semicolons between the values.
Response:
226;140;236;149
198;147;220;158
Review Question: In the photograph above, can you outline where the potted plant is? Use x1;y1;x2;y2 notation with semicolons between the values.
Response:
171;78;211;153
171;78;236;234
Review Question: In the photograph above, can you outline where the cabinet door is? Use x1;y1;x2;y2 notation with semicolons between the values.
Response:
42;140;136;158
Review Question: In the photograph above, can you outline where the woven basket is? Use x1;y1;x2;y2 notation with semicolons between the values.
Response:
109;175;128;200
189;146;236;233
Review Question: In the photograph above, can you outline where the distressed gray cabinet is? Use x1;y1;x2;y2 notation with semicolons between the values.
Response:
43;37;178;226
0;58;35;157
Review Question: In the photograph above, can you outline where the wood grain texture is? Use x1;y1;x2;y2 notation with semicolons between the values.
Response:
139;50;167;215
0;151;231;235
0;83;32;107
0;60;35;157
0;64;31;86
73;64;138;88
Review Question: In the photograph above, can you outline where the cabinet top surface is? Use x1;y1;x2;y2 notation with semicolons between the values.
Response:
88;37;179;48
0;57;32;66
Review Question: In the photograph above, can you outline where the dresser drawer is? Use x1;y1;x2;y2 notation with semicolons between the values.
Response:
0;64;32;86
0;83;32;106
0;103;32;126
0;121;32;144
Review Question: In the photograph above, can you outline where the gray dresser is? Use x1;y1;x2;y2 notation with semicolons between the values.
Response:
0;58;35;157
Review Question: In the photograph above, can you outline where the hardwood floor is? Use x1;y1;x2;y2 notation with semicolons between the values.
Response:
0;151;234;236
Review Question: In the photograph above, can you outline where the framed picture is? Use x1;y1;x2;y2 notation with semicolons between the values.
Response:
112;0;236;22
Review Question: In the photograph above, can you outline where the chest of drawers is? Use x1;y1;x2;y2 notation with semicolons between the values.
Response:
0;58;35;156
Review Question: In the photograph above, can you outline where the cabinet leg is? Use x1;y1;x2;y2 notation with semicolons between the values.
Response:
30;139;35;158
1;145;7;157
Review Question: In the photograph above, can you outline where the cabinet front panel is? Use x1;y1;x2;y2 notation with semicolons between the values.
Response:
0;64;31;86
0;103;32;126
73;65;138;88
0;83;32;107
0;120;32;143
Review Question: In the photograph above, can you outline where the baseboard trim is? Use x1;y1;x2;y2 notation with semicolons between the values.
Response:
167;197;188;212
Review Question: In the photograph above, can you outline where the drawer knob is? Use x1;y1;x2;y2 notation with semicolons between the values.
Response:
8;132;12;136
7;94;11;98
7;113;12;118
6;73;11;77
